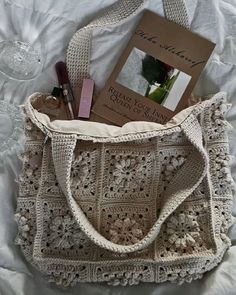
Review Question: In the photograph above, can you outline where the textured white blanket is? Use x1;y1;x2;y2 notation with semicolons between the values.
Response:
1;0;236;294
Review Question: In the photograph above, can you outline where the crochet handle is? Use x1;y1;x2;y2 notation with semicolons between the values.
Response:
52;116;208;254
60;0;192;253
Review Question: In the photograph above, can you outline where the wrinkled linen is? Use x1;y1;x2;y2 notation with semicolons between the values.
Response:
1;0;236;294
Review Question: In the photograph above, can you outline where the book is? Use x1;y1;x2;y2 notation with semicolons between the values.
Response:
92;10;215;126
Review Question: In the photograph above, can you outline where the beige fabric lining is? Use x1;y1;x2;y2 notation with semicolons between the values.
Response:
26;92;227;138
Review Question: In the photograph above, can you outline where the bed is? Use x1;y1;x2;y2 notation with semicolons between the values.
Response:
1;0;236;294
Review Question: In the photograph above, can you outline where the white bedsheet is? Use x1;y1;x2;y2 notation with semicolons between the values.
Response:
1;0;236;294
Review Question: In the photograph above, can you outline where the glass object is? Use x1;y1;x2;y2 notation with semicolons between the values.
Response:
0;100;24;167
0;40;43;80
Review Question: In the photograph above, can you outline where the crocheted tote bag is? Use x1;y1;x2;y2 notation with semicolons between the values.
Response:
15;0;235;287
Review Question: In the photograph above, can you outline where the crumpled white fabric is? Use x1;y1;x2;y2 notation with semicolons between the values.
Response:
0;100;24;168
1;0;236;294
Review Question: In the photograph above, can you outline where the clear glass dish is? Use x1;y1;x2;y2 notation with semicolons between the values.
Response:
0;40;44;81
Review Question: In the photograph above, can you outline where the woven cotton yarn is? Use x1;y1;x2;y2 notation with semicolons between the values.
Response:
15;92;234;286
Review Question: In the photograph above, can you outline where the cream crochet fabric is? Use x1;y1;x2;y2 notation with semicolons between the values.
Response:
15;0;234;287
15;91;234;286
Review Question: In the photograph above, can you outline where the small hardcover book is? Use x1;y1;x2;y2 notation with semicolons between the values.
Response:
92;10;215;126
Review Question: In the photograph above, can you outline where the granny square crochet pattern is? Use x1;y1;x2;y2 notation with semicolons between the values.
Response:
15;92;234;286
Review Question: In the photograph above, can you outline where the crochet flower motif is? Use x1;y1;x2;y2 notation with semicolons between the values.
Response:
49;215;87;249
19;151;42;177
164;155;185;181
48;265;86;287
210;103;232;132
166;213;200;249
113;156;143;187
25;118;34;131
109;218;143;245
168;132;182;142
25;118;44;140
15;213;30;240
49;272;77;287
214;156;233;183
107;271;143;286
71;154;89;184
177;270;203;285
212;103;229;119
165;268;203;284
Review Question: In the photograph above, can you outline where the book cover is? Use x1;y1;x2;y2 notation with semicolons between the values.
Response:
92;10;215;126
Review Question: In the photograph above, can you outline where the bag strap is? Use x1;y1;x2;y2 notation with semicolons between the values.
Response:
67;0;190;92
51;115;208;254
163;0;190;29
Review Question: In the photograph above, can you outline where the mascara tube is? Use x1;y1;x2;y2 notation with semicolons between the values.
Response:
55;61;75;119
